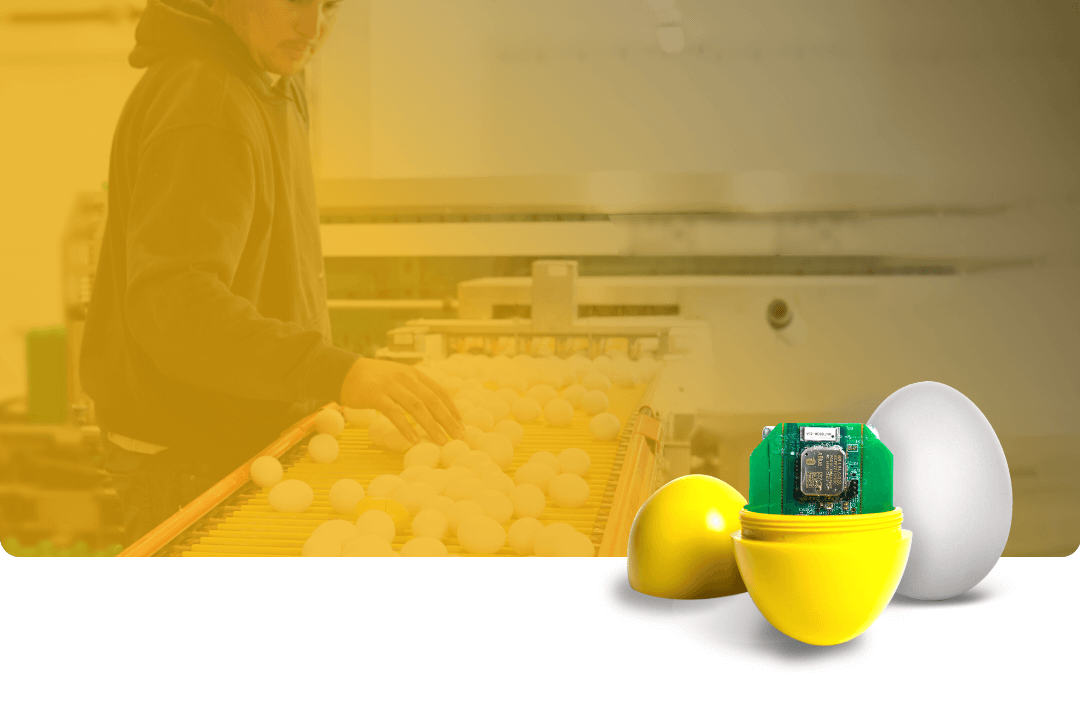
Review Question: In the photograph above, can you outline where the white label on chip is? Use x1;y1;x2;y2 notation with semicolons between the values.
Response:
802;427;838;441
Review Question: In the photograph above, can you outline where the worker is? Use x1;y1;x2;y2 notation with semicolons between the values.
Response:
80;0;464;547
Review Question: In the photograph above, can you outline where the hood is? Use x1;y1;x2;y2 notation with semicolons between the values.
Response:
130;0;277;98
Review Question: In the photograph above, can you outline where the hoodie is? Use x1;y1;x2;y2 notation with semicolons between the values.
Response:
81;0;359;475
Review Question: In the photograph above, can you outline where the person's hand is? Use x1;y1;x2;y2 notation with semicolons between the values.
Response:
339;358;465;445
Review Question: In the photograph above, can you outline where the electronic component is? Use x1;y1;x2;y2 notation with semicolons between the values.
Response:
748;423;894;516
799;445;846;496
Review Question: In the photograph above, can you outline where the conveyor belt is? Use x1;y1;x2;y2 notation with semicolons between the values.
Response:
154;384;657;557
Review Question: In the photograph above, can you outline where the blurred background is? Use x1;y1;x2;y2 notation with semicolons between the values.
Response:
0;0;1076;556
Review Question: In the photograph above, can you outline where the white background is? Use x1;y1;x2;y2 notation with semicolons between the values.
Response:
0;553;1074;718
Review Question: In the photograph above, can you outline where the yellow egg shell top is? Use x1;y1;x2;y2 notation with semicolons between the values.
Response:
627;474;747;600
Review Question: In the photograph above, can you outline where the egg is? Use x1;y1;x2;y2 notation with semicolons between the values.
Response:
562;384;587;408
328;479;365;514
868;381;1012;601
341;536;397;557
582;372;612;392
367;474;405;498
457;515;506;555
549;473;590;508
526;384;558;406
543;398;574;426
355;509;397;543
268;479;314;513
390;481;437;514
528;451;560;474
508;517;544;555
314;408;346;437
477;432;515;470
403;442;441;469
590;413;622;441
462;407;495;432
400;537;449;557
581;390;609;416
508;483;546;518
557;448;591;477
249;455;283;488
302;534;342;557
440;439;471;467
492;418;524;447
412;508;449;540
514;463;556;493
511;397;543;423
307;433;339;463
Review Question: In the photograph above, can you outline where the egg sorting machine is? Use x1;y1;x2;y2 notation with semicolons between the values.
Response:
121;258;709;557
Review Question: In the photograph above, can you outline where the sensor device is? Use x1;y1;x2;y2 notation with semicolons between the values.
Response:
749;423;893;515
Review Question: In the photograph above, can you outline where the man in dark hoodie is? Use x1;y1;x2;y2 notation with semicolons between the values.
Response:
81;0;464;546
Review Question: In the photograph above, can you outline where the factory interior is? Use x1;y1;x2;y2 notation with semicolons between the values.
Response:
0;0;1077;558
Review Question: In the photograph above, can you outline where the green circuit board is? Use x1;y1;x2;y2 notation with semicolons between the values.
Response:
747;423;894;515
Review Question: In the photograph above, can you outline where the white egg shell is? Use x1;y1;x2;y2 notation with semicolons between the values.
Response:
869;381;1012;601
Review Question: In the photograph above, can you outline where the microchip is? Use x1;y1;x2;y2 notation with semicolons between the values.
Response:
800;445;847;496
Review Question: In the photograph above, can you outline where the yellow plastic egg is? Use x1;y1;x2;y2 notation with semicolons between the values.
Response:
627;474;747;599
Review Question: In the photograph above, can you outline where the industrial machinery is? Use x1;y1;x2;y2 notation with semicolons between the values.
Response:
121;258;712;557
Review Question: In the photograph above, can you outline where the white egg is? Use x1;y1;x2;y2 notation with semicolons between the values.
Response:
479;396;511;423
463;425;486;449
355;509;396;543
473;488;514;524
543;398;574;426
589;413;622;441
495;387;520;405
403;442;441;469
528;451;560;475
367;474;405;498
509;484;546;519
611;365;634;388
480;470;516;496
477;432;515;470
581;390;609;416
462;407;495;432
440;439;471;467
869;381;1012;601
511;397;543;423
314;408;346;437
328;478;365;514
307;433;339;463
302;534;342;557
390;481;437;514
451;449;490;473
532;522;577;556
341;536;396;557
399;465;431;483
493;418;524;447
400;537;449;557
526;384;558;406
445;474;485;501
249;455;283;488
508;517;544;555
268;479;314;513
457;515;507;555
549;473;590;508
514;462;556;493
412;508;449;540
557;448;592;477
562;384;587;408
310;519;361;544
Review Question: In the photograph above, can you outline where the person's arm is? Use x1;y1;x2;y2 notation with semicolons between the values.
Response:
124;122;355;405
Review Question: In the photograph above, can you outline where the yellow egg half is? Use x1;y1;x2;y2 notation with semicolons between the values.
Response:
627;474;747;599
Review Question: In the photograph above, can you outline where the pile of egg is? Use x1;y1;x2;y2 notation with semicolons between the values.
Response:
250;351;659;557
